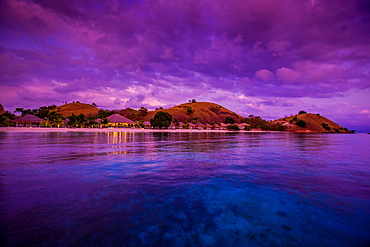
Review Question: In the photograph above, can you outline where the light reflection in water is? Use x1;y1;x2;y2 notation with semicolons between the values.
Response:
0;132;369;246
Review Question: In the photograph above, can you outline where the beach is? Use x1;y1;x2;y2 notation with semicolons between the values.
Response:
0;127;269;133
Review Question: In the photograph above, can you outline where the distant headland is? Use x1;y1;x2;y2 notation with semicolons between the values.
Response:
0;101;355;133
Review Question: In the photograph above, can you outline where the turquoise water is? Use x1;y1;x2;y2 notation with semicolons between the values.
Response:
0;132;369;246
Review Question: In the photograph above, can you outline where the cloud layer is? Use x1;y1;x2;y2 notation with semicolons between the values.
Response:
1;0;369;131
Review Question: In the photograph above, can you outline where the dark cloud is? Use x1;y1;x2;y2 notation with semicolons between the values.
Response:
1;0;370;131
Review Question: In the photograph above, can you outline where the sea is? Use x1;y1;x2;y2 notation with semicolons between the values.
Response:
0;131;369;246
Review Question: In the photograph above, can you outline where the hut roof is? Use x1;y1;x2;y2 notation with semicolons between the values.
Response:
238;123;251;126
107;114;135;124
13;114;43;123
188;123;196;127
142;121;151;126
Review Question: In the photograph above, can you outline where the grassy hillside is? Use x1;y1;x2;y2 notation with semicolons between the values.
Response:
275;113;352;133
56;103;100;117
143;102;246;124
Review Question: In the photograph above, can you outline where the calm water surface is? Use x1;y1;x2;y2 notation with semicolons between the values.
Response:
0;131;369;246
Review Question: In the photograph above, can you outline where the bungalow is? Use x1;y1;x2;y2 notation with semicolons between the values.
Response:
219;123;228;130
205;123;212;129
195;123;205;129
169;122;177;129
106;114;136;127
238;123;251;128
142;121;151;129
188;123;196;129
13;114;43;127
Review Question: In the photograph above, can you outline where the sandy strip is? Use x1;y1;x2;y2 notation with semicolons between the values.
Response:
0;127;270;133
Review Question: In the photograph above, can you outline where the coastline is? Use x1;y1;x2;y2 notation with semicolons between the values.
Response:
0;127;271;133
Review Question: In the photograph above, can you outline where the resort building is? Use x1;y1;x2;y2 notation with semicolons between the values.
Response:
142;121;151;129
106;114;136;127
238;123;251;128
188;123;196;129
12;114;43;127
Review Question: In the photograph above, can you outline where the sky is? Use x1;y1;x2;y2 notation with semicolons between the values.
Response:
0;0;369;132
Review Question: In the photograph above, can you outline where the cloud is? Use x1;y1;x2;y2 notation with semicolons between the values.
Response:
0;0;370;131
276;67;301;83
255;69;274;82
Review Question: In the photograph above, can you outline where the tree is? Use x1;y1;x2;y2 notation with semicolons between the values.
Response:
97;109;116;119
21;109;33;116
100;117;109;127
173;118;179;127
226;124;240;131
14;108;24;115
225;117;235;124
150;111;172;129
47;112;65;127
296;119;307;128
92;103;98;107
138;107;148;116
321;123;331;131
298;110;307;115
186;106;194;115
67;113;86;128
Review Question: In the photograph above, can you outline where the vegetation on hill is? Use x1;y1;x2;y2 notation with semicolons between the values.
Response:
275;112;353;133
0;101;355;133
56;103;100;117
127;102;248;125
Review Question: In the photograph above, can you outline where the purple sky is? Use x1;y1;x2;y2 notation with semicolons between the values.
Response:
1;0;369;131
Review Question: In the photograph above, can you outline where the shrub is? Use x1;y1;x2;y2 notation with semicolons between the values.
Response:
225;117;235;124
298;110;307;115
296;119;306;128
150;111;172;129
261;123;271;131
186;107;194;115
321;123;331;131
270;123;286;131
226;124;240;131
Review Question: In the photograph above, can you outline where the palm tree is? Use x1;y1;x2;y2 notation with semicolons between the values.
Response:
100;117;109;128
47;112;65;127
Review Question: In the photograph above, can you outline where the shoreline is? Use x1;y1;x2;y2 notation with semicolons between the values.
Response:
0;127;272;133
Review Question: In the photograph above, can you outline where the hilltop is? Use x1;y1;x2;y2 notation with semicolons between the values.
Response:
142;102;246;124
56;103;100;117
275;113;352;133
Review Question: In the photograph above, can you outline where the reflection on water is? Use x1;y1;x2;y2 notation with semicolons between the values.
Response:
0;132;369;246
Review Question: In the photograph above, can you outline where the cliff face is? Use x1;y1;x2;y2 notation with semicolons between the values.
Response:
275;113;352;133
142;102;246;124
